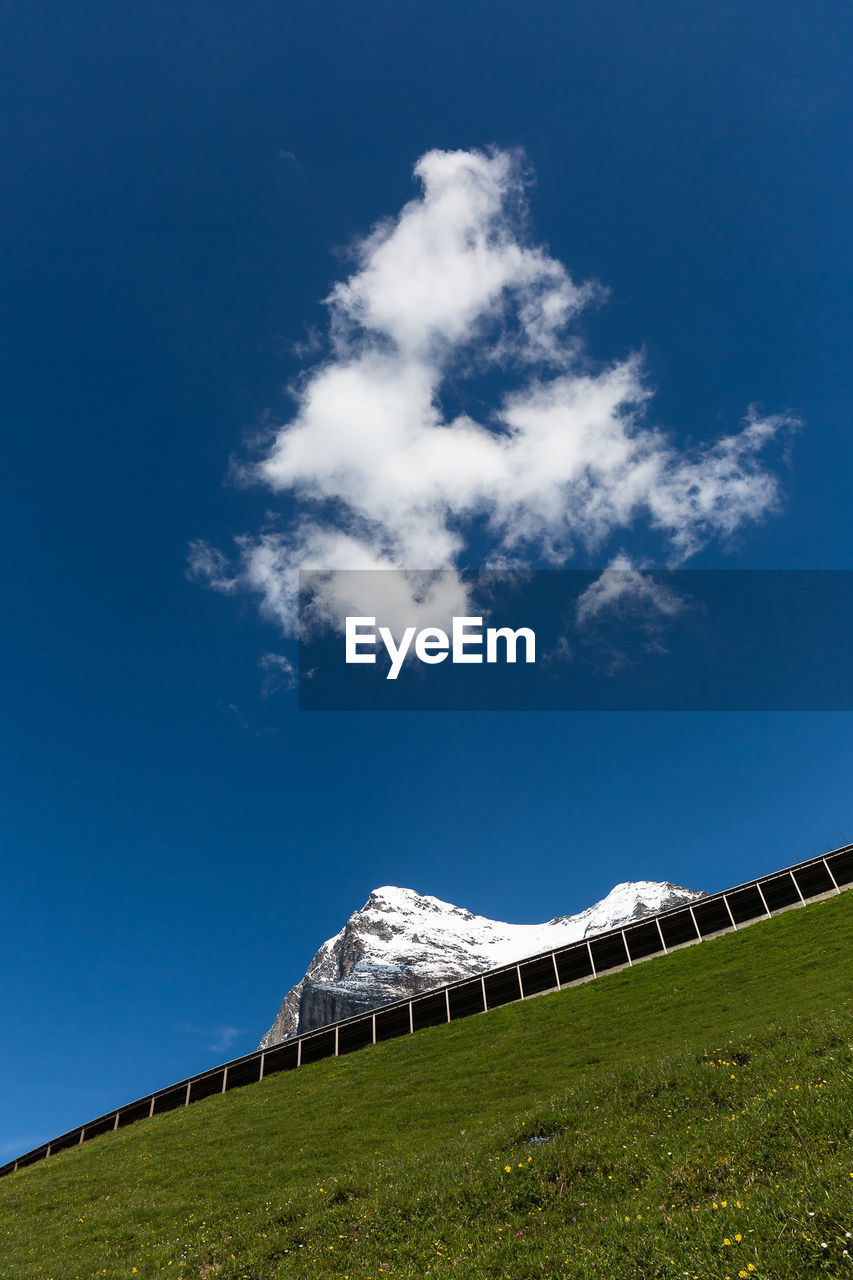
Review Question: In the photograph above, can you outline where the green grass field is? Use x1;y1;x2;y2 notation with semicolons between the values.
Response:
2;893;853;1280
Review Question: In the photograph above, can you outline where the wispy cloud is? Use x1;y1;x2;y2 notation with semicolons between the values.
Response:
184;1023;246;1056
575;556;687;628
0;1135;49;1159
258;652;297;695
191;146;797;634
570;556;692;673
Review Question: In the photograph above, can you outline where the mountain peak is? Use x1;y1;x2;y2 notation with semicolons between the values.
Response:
365;885;474;919
259;877;706;1049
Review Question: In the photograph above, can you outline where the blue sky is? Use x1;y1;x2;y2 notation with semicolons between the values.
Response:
2;0;852;1156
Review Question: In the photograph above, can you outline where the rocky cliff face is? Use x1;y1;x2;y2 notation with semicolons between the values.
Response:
258;880;705;1049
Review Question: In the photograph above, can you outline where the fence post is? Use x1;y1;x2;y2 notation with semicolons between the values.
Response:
221;1067;228;1094
335;1026;339;1057
409;1001;414;1033
259;1053;265;1081
722;894;738;931
516;965;525;999
688;905;702;940
789;871;806;905
480;976;488;1010
620;929;633;964
823;857;842;894
445;990;451;1022
655;917;668;954
551;952;561;989
184;1082;192;1106
297;1039;303;1067
148;1097;156;1118
586;940;597;977
79;1128;85;1145
756;880;772;917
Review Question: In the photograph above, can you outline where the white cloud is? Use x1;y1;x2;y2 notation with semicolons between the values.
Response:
187;541;237;593
575;556;687;628
184;1023;245;1056
258;652;297;694
193;146;797;635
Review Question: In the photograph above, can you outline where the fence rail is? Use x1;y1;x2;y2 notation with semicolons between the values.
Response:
3;843;852;1178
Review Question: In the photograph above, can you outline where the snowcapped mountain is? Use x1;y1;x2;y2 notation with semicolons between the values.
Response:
259;880;705;1048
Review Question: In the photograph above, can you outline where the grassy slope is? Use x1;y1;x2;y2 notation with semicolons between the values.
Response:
2;894;853;1280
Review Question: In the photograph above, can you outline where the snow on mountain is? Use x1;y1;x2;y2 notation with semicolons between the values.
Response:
259;880;706;1048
